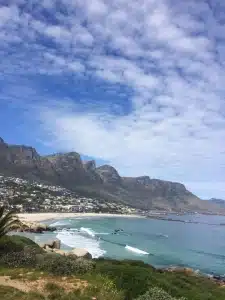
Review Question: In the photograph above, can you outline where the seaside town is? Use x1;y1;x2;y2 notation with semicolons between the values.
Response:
0;174;141;215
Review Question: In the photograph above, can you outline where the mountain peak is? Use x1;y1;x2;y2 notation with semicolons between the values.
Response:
83;160;96;171
96;164;121;184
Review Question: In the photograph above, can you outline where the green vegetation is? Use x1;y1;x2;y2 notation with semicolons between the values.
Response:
0;206;21;237
135;287;186;300
0;235;44;254
1;236;225;300
37;254;95;276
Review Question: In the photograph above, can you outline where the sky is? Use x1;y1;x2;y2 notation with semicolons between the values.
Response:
0;0;225;199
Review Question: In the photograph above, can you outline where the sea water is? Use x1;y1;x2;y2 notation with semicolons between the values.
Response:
31;214;225;276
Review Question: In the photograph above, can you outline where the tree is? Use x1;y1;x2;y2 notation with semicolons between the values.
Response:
0;206;21;238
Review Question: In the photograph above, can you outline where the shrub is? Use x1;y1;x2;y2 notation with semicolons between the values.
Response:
85;274;124;300
37;254;95;276
0;248;37;268
72;257;95;274
0;235;43;255
135;287;186;300
95;260;153;299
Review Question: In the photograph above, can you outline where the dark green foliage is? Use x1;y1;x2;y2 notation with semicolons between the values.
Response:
94;259;225;300
0;207;21;237
95;259;153;299
135;287;186;300
0;235;44;255
37;254;95;276
0;248;37;268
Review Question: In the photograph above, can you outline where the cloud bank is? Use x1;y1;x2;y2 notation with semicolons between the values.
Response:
0;0;225;198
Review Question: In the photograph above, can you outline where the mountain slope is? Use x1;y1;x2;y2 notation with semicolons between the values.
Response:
0;137;223;213
209;198;225;209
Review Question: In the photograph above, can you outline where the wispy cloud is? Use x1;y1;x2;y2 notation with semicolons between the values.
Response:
0;0;225;198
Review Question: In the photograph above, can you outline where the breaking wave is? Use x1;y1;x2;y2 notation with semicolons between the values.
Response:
56;229;106;258
125;245;149;255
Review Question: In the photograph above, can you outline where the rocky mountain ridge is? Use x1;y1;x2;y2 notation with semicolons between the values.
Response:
0;137;223;213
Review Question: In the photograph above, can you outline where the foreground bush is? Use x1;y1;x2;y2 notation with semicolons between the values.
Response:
95;259;153;299
0;248;37;268
136;287;186;300
0;235;43;255
37;254;95;276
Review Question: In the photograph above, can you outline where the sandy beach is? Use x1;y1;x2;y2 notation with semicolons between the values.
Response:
18;213;144;222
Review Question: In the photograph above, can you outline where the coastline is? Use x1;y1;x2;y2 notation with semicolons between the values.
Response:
18;212;144;222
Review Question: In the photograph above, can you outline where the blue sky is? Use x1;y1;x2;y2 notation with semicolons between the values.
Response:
0;0;225;199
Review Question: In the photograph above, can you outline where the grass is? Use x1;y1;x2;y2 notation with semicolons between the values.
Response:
94;259;225;300
0;235;225;300
1;262;225;300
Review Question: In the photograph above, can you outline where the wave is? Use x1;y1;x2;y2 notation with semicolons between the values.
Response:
50;220;71;227
80;227;96;237
96;232;110;235
125;245;149;255
56;231;106;258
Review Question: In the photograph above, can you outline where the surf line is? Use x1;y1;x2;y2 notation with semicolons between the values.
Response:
98;236;153;256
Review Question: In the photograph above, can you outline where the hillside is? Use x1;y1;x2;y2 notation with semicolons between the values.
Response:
0;137;222;213
209;198;225;209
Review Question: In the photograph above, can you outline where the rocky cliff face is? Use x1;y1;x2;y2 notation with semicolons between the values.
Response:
0;137;222;213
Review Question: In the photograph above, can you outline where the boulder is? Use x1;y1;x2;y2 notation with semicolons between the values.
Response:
53;249;68;256
162;267;195;275
45;246;53;252
41;239;61;250
17;221;56;233
52;239;61;249
69;248;92;259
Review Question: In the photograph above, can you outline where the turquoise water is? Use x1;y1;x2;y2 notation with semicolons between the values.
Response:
34;215;225;276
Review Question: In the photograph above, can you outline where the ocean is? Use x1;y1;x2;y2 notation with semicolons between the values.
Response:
28;214;225;276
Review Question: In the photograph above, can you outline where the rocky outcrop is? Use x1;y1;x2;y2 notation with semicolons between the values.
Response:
0;136;223;213
41;239;61;250
69;248;92;259
17;221;56;233
96;165;122;184
39;240;92;259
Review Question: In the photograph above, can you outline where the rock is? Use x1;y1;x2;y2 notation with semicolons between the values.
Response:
162;267;195;275
43;240;54;248
69;248;92;259
18;221;56;234
52;249;68;256
42;239;61;250
52;239;61;249
45;246;53;252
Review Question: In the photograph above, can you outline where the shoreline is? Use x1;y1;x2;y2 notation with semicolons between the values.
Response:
18;212;144;222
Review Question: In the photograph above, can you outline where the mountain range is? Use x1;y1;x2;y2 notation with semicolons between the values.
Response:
209;198;225;209
0;137;223;213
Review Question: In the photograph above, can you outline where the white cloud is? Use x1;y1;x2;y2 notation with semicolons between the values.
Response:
1;0;225;198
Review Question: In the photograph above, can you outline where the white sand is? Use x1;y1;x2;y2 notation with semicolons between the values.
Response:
18;212;144;223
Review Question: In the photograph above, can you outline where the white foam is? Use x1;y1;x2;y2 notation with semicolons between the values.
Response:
50;220;71;227
96;232;110;235
80;227;96;237
125;245;149;255
56;231;105;258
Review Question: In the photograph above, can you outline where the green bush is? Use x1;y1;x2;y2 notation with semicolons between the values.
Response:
0;235;43;255
37;254;95;276
0;248;37;268
95;260;155;299
85;274;124;300
136;287;186;300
